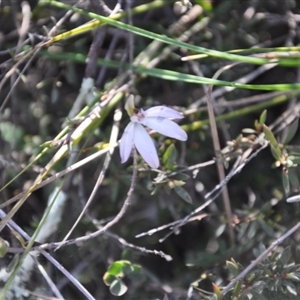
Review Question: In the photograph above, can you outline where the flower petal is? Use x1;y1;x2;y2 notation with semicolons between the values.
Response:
144;106;184;119
120;122;135;163
133;123;159;168
143;117;187;141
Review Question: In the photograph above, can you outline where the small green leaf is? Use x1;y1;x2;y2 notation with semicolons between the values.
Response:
270;145;281;163
108;262;123;276
151;184;161;195
195;0;212;11
286;273;300;281
279;247;290;265
163;144;178;170
258;219;275;237
131;264;142;273
212;283;222;300
282;169;290;194
174;186;192;203
283;118;299;145
285;280;297;296
123;263;134;275
263;125;281;161
226;260;239;277
107;260;131;276
254;119;261;131
253;243;267;259
103;273;117;286
109;278;128;296
248;291;268;300
172;173;190;181
127;264;144;282
232;280;242;297
259;109;267;125
290;156;300;164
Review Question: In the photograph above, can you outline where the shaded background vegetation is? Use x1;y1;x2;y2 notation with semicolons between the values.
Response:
1;0;300;299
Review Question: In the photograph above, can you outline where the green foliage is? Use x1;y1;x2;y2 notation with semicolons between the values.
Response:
174;185;193;203
283;119;299;145
103;260;144;297
224;246;300;300
263;124;282;162
195;0;213;12
162;144;178;170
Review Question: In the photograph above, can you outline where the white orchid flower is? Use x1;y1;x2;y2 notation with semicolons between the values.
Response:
120;97;187;168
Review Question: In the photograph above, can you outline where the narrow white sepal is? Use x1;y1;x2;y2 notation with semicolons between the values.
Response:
145;106;184;119
133;123;159;168
120;122;135;163
143;117;187;141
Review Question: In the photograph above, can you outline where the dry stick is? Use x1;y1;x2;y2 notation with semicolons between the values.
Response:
96;29;123;86
9;1;31;117
17;2;31;52
0;49;39;112
41;251;95;300
221;221;300;295
0;155;54;175
105;230;173;262
0;2;39;109
206;70;236;247
85;27;106;79
30;255;64;299
36;148;138;250
47;5;75;37
90;0;113;16
95;3;127;85
185;91;296;115
84;204;173;261
9;2;30;151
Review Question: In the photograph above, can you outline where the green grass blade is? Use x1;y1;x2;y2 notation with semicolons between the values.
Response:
41;0;300;66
